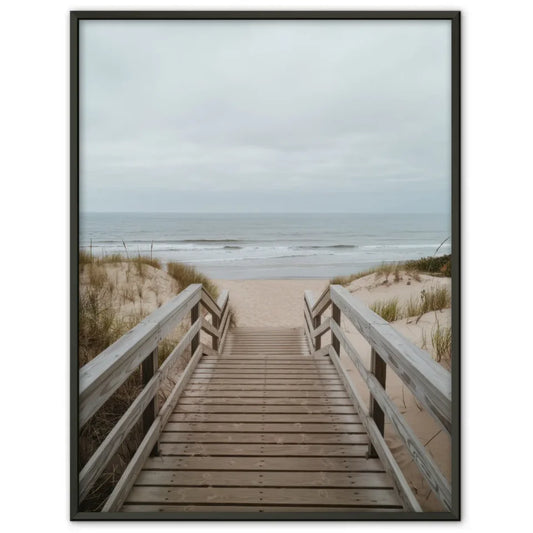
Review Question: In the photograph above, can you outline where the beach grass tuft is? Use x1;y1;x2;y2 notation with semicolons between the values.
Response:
431;322;452;362
370;285;451;323
167;261;219;299
370;297;401;322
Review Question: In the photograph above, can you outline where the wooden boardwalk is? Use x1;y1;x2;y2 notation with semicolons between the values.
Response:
120;328;403;512
78;284;452;515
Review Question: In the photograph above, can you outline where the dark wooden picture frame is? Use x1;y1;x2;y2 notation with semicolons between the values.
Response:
71;10;460;520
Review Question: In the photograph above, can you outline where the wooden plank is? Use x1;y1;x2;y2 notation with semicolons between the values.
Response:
121;504;402;512
191;372;339;379
227;346;307;351
143;455;384;472
184;384;346;391
311;345;331;358
223;355;307;359
368;348;386;457
304;290;316;314
159;432;368;444
331;302;341;356
304;304;315;349
164;422;364;433
329;325;451;510
177;397;351;405
102;345;204;512
182;390;349;398
217;301;231;352
190;302;199;355
328;345;420;512
330;285;451;433
159;442;368;456
219;326;229;353
200;288;222;319
125;486;400;507
225;342;305;354
173;405;355;414
134;469;386;487
78;319;202;502
216;290;229;315
187;380;343;386
200;316;219;339
141;348;159;456
79;284;202;428
311;286;331;318
212;313;220;352
103;417;162;512
196;361;333;367
195;367;333;372
193;368;338;374
314;317;331;342
167;413;361;423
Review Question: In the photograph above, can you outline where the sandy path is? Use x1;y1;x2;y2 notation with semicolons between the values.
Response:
216;279;329;327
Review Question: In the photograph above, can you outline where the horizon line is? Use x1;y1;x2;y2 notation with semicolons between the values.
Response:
80;211;449;215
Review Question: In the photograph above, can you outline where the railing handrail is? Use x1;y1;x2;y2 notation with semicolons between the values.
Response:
303;284;453;512
331;285;452;432
78;283;231;510
304;285;451;432
79;284;203;428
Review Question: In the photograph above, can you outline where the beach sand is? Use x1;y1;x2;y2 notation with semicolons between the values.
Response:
217;279;329;327
217;274;452;511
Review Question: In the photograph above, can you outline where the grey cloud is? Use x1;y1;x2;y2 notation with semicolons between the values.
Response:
80;19;451;212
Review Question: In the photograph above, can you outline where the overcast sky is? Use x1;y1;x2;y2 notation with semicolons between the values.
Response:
79;19;451;213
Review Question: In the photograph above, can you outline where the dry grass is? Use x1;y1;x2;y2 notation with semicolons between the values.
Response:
370;286;451;324
370;297;401;322
331;255;451;286
405;286;451;318
167;261;219;299
431;321;452;362
79;249;162;271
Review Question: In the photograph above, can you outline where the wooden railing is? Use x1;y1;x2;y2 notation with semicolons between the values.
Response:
304;285;452;512
78;283;231;511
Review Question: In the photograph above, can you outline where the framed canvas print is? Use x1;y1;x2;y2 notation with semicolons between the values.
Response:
71;10;460;520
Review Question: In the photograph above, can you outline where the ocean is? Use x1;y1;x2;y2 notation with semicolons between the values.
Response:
79;213;451;280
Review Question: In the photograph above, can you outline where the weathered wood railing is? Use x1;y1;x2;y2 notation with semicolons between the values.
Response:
304;285;452;512
78;283;231;511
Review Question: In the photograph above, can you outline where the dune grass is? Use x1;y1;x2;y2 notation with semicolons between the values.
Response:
404;254;451;277
432;322;452;362
167;261;219;299
330;263;400;285
370;297;401;322
405;286;451;318
370;286;451;323
331;254;451;286
80;249;162;269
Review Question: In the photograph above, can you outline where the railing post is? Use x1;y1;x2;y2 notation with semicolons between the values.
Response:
191;302;200;354
313;314;321;350
212;313;220;352
141;347;159;456
331;302;341;356
368;348;387;458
